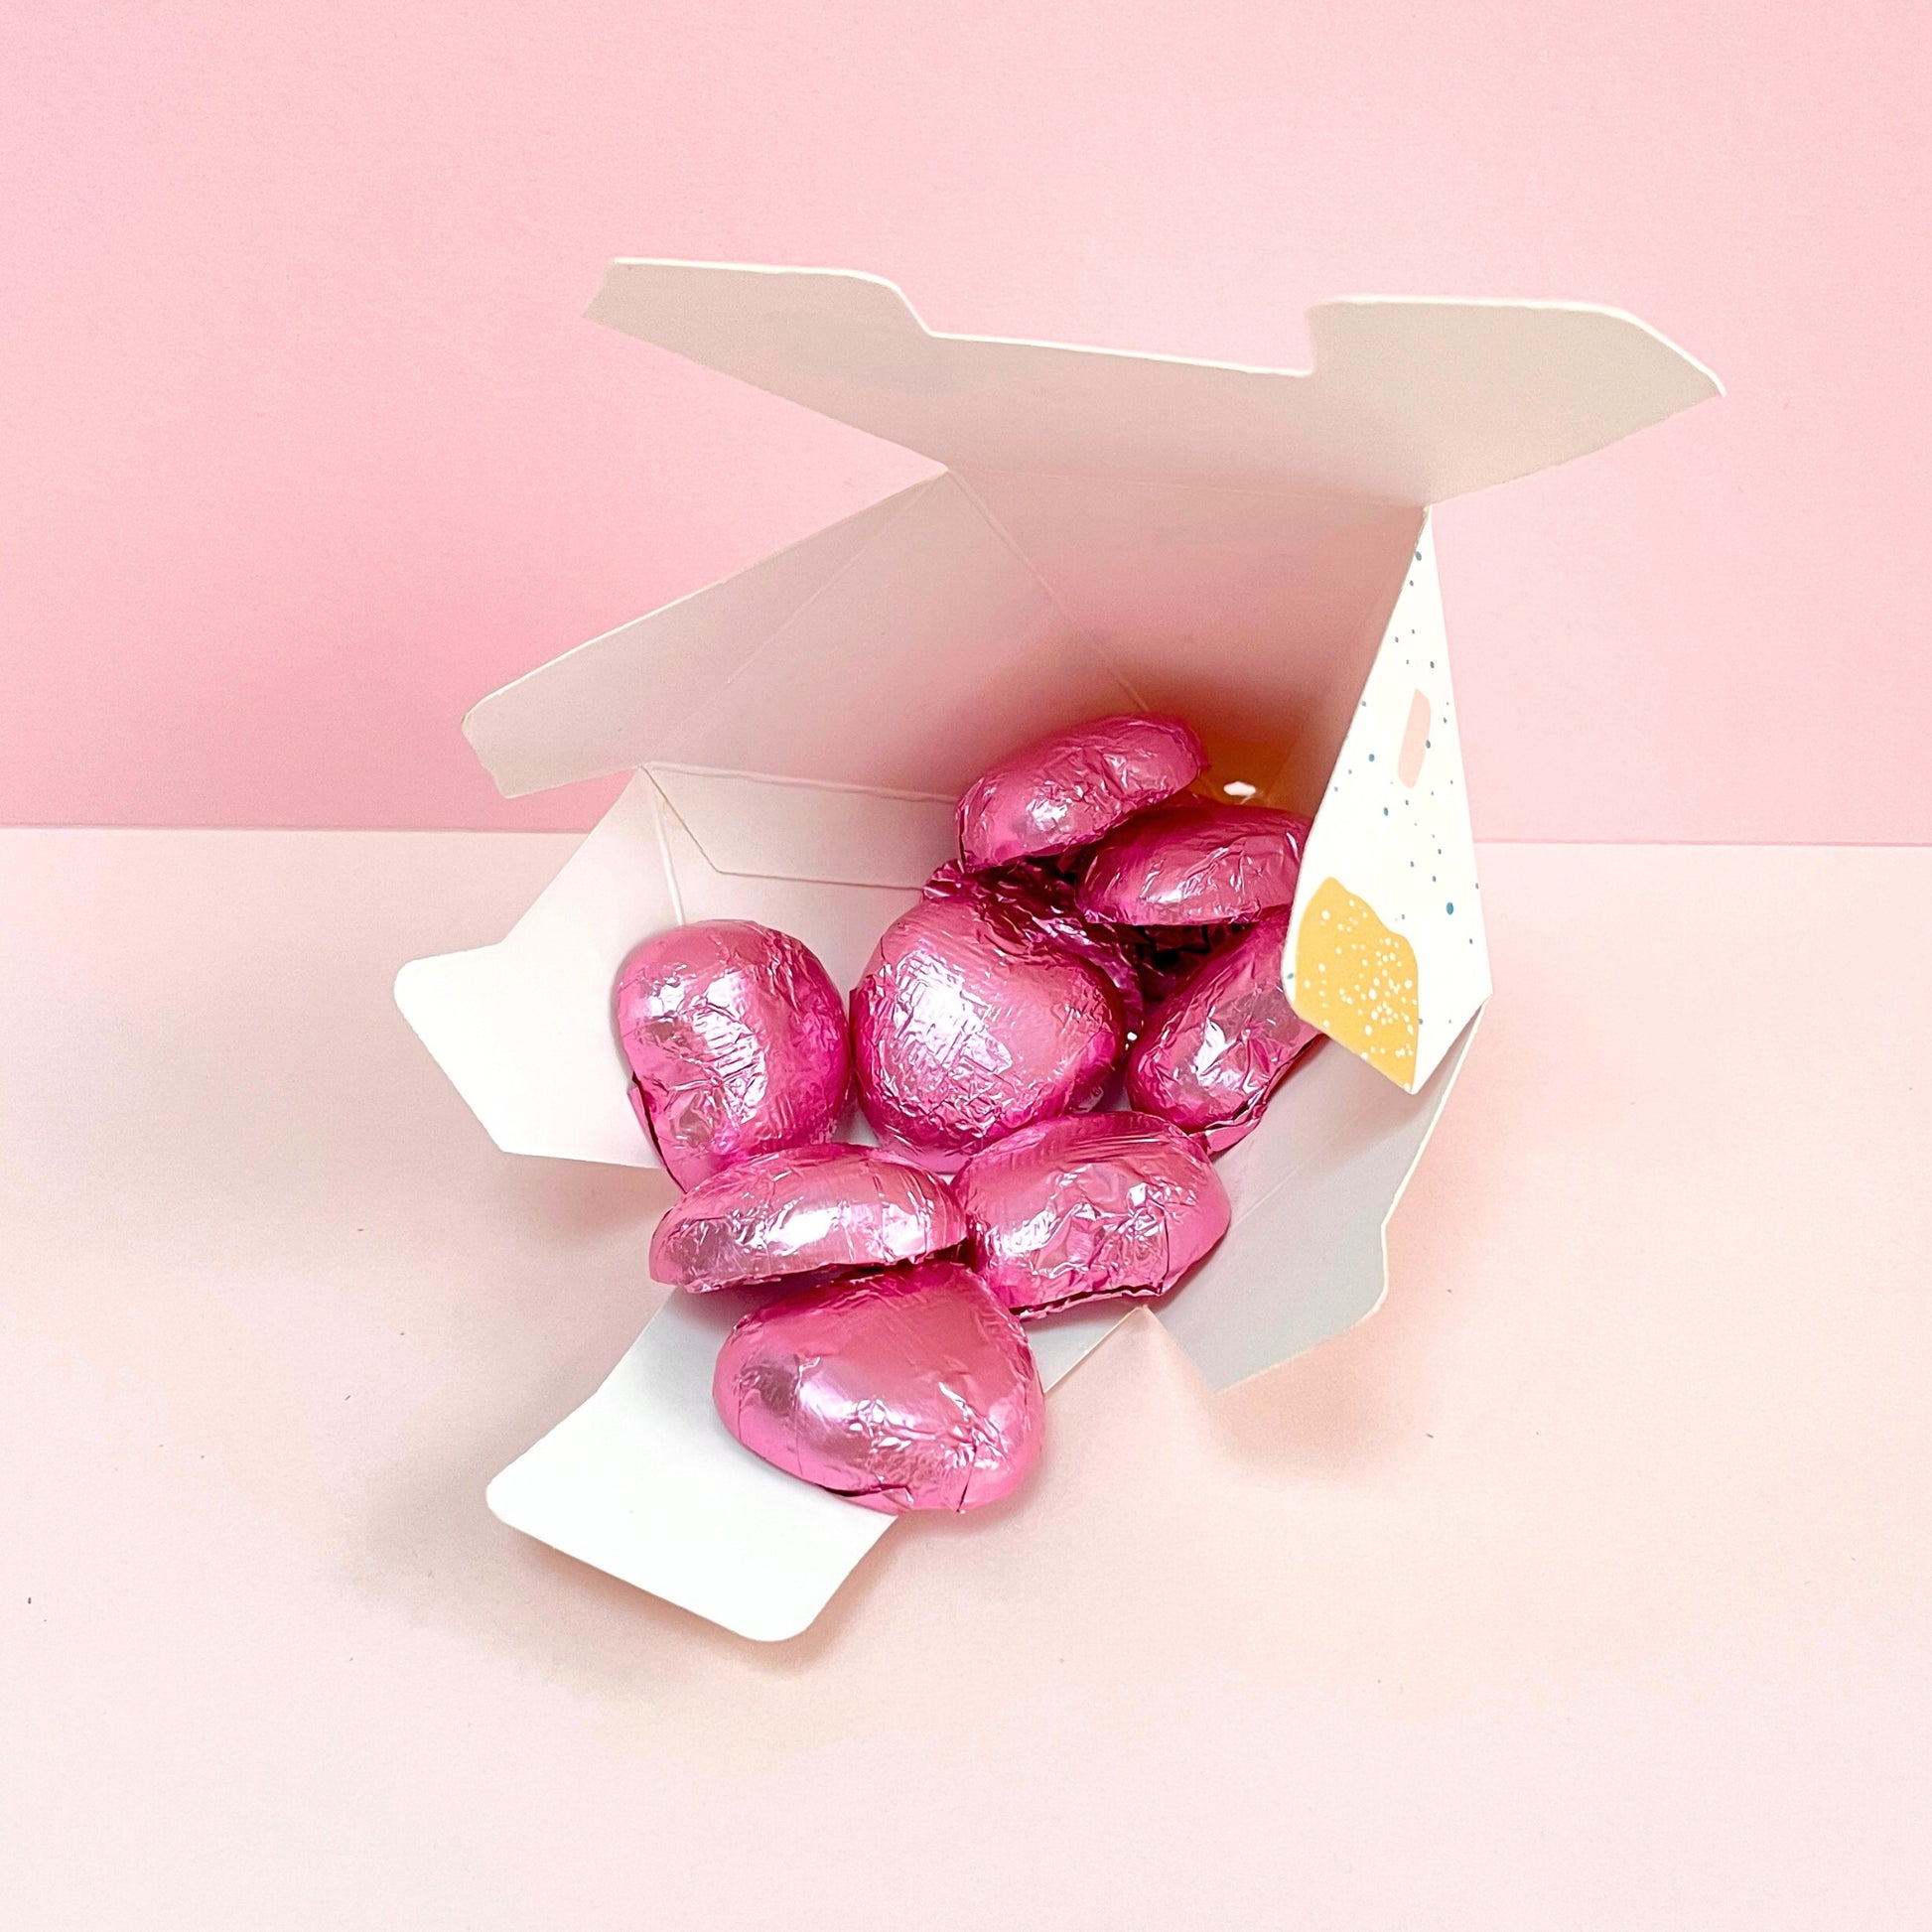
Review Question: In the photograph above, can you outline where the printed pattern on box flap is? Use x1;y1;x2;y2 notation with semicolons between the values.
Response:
1286;516;1490;1094
587;259;1719;504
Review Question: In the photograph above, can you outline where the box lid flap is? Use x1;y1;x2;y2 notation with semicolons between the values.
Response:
586;260;1719;505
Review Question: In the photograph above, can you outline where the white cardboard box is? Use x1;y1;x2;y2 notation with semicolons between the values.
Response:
396;261;1719;1640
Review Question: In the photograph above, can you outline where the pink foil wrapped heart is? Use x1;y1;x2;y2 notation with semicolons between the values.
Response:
649;1143;966;1292
923;860;1146;1034
955;713;1206;870
955;1110;1230;1316
614;919;851;1190
712;1259;1043;1513
852;889;1125;1169
1076;801;1312;927
1126;908;1323;1151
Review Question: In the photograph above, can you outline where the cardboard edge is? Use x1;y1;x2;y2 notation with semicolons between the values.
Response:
584;260;1723;504
482;1465;844;1646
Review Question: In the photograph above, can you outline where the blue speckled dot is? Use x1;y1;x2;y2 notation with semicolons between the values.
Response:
1446;901;1454;914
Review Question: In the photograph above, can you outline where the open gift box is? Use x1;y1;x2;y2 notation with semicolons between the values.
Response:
396;261;1719;1640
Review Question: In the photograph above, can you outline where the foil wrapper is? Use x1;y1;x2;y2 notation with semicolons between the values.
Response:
955;1110;1231;1316
923;860;1146;1034
614;919;851;1190
712;1259;1043;1513
1076;801;1312;927
955;713;1206;870
1126;923;1223;1011
649;1142;966;1292
852;888;1126;1168
1126;908;1323;1151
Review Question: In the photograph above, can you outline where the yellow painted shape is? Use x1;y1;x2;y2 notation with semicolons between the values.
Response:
1293;876;1421;1087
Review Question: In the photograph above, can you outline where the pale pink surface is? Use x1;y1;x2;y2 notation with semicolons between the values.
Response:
5;830;1932;1927
3;7;1929;843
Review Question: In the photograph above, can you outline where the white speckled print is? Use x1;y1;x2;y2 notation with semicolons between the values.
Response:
1283;513;1491;1092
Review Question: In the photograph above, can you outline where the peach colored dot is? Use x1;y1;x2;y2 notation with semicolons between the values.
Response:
1398;689;1431;788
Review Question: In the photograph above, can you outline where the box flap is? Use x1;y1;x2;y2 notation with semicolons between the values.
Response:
1285;515;1491;1093
586;259;1719;505
486;1285;1123;1642
463;471;1143;802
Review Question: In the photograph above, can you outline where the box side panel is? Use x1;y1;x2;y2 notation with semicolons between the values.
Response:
954;470;1424;808
641;473;1140;795
643;763;957;892
1286;518;1491;1094
464;482;932;798
1158;1011;1479;1390
587;261;1717;501
651;782;927;1000
394;770;954;1168
393;776;679;1167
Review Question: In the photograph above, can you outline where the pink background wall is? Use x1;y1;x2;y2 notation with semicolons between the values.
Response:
5;1;1927;841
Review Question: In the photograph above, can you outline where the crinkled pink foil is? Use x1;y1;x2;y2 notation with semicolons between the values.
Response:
1076;801;1312;927
955;713;1206;870
1126;908;1322;1151
614;920;851;1190
852;890;1125;1169
712;1259;1043;1513
649;1143;965;1292
955;1110;1231;1316
923;860;1145;1034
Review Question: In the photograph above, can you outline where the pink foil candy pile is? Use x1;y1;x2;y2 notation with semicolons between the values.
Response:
955;1111;1231;1316
1077;800;1312;927
603;712;1343;1520
615;919;851;1189
1127;908;1323;1152
955;713;1206;870
712;1260;1043;1513
852;888;1125;1168
649;1143;966;1292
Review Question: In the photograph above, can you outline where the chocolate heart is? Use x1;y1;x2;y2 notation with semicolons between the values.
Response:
954;712;1205;870
712;1260;1043;1513
1126;908;1322;1150
650;1143;965;1292
1077;801;1311;927
614;920;851;1190
852;890;1124;1169
955;1110;1230;1316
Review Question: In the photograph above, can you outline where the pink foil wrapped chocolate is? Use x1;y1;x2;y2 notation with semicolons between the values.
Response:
1126;908;1323;1151
923;860;1146;1033
649;1143;966;1292
955;1110;1231;1317
955;713;1207;870
1076;800;1312;927
614;919;851;1190
712;1259;1043;1513
852;889;1125;1168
